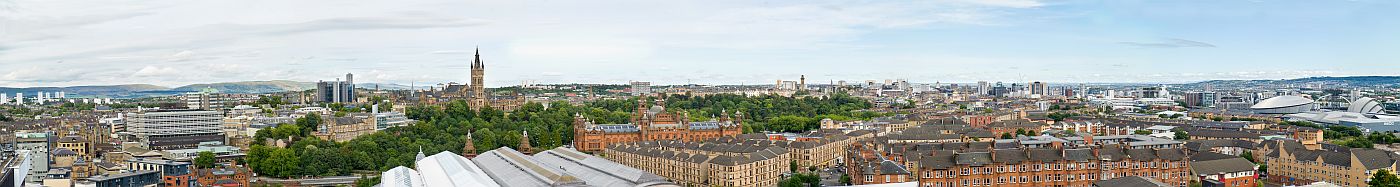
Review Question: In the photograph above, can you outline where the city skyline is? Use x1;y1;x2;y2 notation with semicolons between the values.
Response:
3;0;1398;87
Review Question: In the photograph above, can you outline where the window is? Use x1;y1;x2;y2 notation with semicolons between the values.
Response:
866;175;873;182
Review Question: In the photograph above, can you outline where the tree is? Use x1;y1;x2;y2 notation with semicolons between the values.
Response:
789;160;798;173
1241;151;1255;163
840;174;852;185
1025;130;1038;136
1001;133;1013;139
1134;130;1152;135
1174;130;1189;140
295;114;323;135
1370;169;1400;187
1170;114;1183;119
195;151;217;168
1016;129;1027;136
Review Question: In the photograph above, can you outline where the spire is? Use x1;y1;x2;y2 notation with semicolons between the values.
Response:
463;131;477;157
519;130;533;154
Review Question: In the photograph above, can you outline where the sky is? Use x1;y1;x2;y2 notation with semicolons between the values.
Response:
1;0;1398;88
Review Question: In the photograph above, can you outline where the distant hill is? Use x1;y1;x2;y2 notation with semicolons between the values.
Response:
171;80;316;94
1;81;414;98
1188;76;1400;88
0;84;169;98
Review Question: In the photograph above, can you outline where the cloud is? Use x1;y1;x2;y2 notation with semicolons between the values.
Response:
1119;38;1217;48
131;66;179;77
944;0;1045;8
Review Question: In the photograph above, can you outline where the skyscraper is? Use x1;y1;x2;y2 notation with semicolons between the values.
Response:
469;48;488;110
1029;81;1047;95
316;73;356;103
977;81;989;96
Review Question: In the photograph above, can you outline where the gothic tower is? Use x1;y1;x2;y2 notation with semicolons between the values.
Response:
470;48;488;110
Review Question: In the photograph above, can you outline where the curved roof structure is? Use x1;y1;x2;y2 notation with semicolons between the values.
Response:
1349;97;1386;114
1251;95;1313;109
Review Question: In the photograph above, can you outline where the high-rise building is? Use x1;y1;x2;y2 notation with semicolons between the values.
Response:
15;93;23;105
469;48;488;109
977;81;990;96
125;110;225;150
1184;92;1217;107
1030;81;1047;95
1;93;8;104
184;87;225;110
630;81;651;96
316;73;356;103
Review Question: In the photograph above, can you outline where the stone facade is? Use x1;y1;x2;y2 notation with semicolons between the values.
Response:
1256;140;1397;187
848;140;1192;187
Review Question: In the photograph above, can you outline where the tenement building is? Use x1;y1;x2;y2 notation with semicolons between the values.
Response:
848;131;1191;187
572;97;743;152
1256;139;1397;186
602;140;791;187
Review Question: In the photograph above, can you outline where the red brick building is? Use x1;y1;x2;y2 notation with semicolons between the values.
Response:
573;97;743;152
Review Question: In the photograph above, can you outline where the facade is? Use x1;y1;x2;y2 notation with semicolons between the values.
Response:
193;165;251;187
77;170;161;187
602;141;790;187
128;159;193;187
848;140;1191;187
125;110;226;150
312;116;376;142
1256;140;1397;187
373;112;414;130
316;73;357;103
1184;92;1217;108
572;97;743;152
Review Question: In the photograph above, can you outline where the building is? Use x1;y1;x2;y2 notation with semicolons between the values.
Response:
603;141;790;187
1256;140;1397;186
193;165;251;187
316;73;356;103
128;159;193;187
630;81;652;96
469;48;488;110
381;151;499;187
1184;92;1217;108
848;140;1190;187
1029;81;1047;96
183;87;226;110
312;116;376;142
1188;152;1257;187
572;96;743;152
373;112;414;130
125;110;225;150
76;170;161;187
1250;95;1313;114
380;147;677;187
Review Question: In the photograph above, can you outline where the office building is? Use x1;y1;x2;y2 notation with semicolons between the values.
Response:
127;159;193;187
183;87;225;110
630;81;652;96
316;73;356;103
373;112;414;130
125;110;225;150
75;170;160;187
1029;81;1047;96
1184;92;1217;107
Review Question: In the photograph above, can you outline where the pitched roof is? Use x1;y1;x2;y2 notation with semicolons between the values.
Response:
1190;157;1256;175
1093;176;1170;187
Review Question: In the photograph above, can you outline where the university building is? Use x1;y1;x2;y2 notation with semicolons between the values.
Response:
572;97;743;152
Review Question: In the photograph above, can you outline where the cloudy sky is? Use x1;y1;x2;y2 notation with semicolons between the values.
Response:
2;0;1398;87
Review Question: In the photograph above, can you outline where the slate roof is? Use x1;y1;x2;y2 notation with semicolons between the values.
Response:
1190;157;1256;175
1093;176;1170;187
